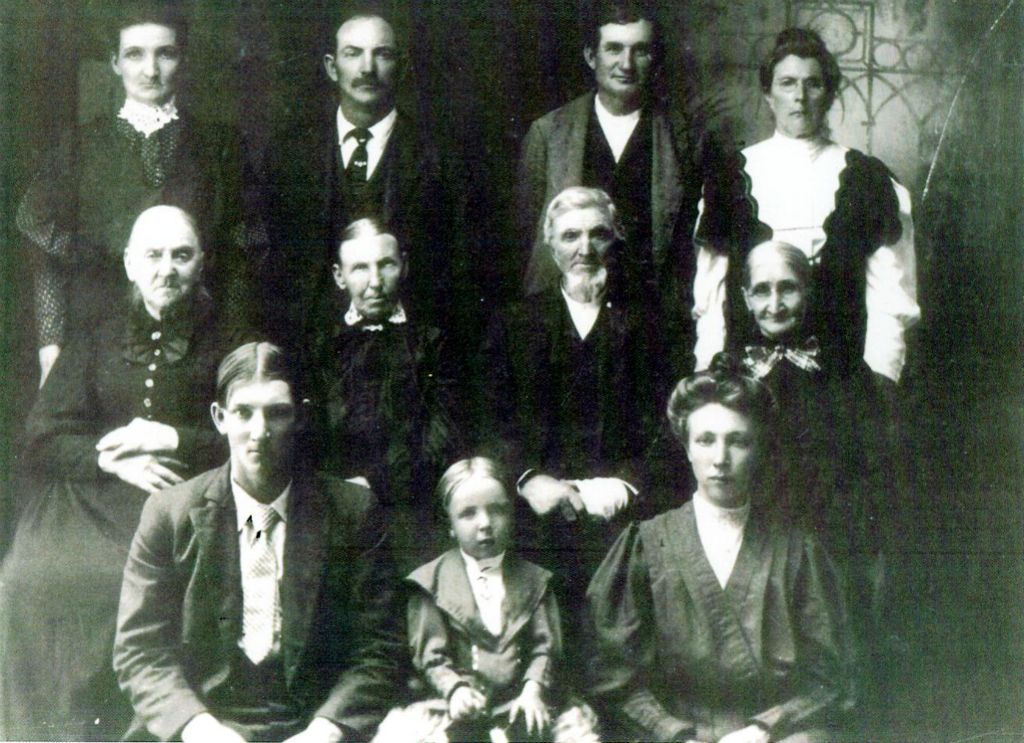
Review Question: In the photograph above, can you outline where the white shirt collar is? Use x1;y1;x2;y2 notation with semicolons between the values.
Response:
118;97;179;137
344;301;407;328
336;106;397;146
460;549;505;576
594;95;642;162
560;286;604;340
768;130;832;161
231;478;290;534
692;490;751;529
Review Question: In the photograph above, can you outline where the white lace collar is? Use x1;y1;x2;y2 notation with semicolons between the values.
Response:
118;97;179;138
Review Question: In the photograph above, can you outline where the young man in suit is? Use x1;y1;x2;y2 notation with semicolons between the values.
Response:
517;0;705;338
114;342;402;742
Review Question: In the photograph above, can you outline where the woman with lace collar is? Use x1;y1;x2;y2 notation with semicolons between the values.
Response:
693;27;919;387
0;206;241;740
585;358;852;742
16;2;261;387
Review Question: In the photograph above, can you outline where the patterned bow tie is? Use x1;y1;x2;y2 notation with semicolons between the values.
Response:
742;336;821;379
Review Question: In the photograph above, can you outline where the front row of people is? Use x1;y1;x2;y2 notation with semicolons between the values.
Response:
107;341;849;743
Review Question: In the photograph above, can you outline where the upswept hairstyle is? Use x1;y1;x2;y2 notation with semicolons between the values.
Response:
759;27;842;110
742;240;811;289
581;0;662;60
435;457;510;515
107;1;189;55
215;341;297;406
667;353;777;443
543;186;624;248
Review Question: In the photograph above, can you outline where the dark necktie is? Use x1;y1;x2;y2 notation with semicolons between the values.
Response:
346;127;372;183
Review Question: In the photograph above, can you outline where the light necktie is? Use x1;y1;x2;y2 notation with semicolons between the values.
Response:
242;505;280;664
346;127;372;183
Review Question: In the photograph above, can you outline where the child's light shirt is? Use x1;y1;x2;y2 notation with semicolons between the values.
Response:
460;550;506;636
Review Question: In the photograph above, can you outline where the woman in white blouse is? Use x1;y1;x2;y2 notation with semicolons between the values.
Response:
693;27;919;385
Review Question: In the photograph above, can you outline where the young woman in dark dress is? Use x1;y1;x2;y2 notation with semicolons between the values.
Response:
0;206;240;740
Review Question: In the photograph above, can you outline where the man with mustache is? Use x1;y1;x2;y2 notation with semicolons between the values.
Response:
479;187;667;668
517;0;703;335
266;0;446;343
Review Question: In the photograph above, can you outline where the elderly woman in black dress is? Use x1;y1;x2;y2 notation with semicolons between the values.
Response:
586;358;851;743
16;1;261;386
0;206;240;740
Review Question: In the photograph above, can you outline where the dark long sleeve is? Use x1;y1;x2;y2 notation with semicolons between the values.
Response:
113;492;209;741
586;523;694;741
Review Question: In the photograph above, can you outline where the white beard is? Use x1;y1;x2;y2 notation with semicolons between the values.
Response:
562;267;608;304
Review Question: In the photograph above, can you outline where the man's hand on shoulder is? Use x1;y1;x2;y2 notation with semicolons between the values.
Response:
519;473;584;518
283;717;345;743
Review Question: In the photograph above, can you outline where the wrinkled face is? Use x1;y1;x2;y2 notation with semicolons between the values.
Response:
585;20;655;111
549;206;615;279
333;232;403;321
212;379;296;495
111;23;181;106
324;16;399;117
447;477;512;560
123;212;202;318
765;54;829;139
743;250;807;340
685;403;757;508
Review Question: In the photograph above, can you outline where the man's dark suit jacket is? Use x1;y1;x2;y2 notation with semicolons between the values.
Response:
265;107;446;342
113;463;402;741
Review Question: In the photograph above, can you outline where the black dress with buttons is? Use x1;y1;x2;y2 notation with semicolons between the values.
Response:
0;293;234;741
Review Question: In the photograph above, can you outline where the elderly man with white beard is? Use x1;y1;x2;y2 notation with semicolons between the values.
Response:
478;186;668;672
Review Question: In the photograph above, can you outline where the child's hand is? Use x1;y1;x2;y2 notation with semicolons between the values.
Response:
508;680;549;736
449;684;487;721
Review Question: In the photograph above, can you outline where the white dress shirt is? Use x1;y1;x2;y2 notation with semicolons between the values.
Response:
118;97;179;137
594;95;641;163
692;131;920;382
231;478;290;659
336;107;397;180
692;492;750;589
560;287;603;340
461;550;506;636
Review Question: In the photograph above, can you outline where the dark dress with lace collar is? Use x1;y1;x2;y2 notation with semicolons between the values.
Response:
15;112;260;349
0;294;233;740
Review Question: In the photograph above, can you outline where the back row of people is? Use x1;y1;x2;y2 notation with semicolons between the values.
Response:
4;0;919;740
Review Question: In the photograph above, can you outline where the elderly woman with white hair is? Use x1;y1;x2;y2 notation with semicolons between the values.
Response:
0;206;242;740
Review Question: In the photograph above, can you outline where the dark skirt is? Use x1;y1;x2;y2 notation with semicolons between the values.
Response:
0;474;145;740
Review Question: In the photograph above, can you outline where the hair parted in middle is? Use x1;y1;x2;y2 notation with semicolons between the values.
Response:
759;27;842;110
666;353;778;443
435;457;511;515
215;341;298;406
742;240;811;289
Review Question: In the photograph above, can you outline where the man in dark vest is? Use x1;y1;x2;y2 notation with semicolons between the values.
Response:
480;187;667;667
267;0;444;343
517;0;703;336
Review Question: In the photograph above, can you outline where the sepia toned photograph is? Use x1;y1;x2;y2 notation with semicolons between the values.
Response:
0;0;1021;740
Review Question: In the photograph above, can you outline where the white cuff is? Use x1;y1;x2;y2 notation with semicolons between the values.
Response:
571;478;635;519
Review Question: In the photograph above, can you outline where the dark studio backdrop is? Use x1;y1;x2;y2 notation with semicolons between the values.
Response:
1;0;1022;739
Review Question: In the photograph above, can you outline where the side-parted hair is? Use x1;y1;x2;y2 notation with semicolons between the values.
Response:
436;457;510;514
215;342;296;406
543;186;624;248
582;0;661;60
326;0;407;52
742;240;811;288
667;353;777;443
759;27;841;109
108;1;189;55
